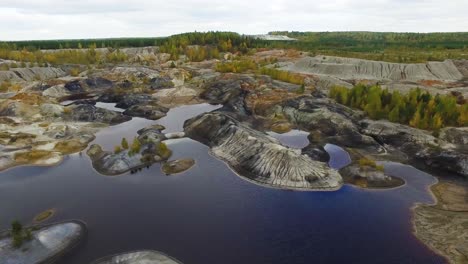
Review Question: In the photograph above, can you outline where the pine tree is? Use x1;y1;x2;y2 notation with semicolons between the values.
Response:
388;107;400;122
131;138;141;154
409;110;422;128
432;113;443;130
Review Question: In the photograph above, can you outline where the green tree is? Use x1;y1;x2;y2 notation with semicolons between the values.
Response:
409;109;422;128
130;138;141;154
432;113;443;130
388;106;400;122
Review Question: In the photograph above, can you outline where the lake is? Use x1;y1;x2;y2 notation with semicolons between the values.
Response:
0;103;446;264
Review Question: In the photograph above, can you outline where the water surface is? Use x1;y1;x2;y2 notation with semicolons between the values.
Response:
0;104;445;264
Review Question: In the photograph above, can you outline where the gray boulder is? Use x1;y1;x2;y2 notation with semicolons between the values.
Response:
123;104;168;120
66;104;131;125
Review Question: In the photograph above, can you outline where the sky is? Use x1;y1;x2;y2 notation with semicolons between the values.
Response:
1;0;467;40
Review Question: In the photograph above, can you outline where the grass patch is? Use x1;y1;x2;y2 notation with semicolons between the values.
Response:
54;140;85;154
358;157;384;172
33;209;55;223
14;150;53;163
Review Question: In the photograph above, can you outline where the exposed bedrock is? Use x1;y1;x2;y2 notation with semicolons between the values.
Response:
41;77;114;98
87;125;172;175
0;67;66;82
98;93;153;109
184;112;343;190
360;119;468;178
281;55;464;82
200;75;253;116
340;164;405;189
0;220;86;264
66;104;131;125
123;104;168;120
274;97;381;150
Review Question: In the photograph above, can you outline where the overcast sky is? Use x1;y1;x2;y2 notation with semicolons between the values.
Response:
1;0;467;40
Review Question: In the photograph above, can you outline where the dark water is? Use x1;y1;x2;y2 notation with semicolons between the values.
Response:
324;143;352;170
0;104;446;264
267;130;310;149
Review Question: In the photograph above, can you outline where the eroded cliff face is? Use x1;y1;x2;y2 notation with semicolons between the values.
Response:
184;111;343;191
281;56;464;82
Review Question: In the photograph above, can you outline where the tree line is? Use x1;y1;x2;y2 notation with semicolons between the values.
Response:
329;85;468;130
2;31;468;65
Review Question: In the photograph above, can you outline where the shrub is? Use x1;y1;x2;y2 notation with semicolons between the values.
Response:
259;67;305;85
121;138;129;149
11;220;22;234
70;68;80;77
358;157;384;172
156;142;172;159
215;58;257;73
114;145;123;154
12;233;23;248
358;157;377;168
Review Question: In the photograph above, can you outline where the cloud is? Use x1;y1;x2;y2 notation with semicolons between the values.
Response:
0;0;467;40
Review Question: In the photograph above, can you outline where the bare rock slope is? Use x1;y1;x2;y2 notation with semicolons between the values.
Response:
0;67;65;82
184;112;342;190
282;55;464;82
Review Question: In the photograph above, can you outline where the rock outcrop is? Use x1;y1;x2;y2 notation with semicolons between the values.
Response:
360;119;468;178
0;220;86;264
275;97;381;150
91;250;183;264
123;104;168;120
87;126;171;175
184;112;342;190
340;164;404;188
66;104;131;125
114;94;152;109
0;67;66;82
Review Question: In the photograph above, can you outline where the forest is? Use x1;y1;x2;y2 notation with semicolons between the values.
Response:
329;85;468;130
262;31;468;62
2;31;468;64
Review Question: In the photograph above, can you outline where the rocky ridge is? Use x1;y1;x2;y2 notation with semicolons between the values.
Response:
184;111;342;190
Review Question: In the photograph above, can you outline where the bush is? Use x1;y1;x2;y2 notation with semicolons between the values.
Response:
359;158;377;168
114;146;123;154
70;68;80;77
358;157;385;172
121;138;129;149
156;142;172;159
215;58;258;73
259;67;305;85
11;220;22;234
12;233;23;248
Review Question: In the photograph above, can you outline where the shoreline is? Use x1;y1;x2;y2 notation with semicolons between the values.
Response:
411;178;468;263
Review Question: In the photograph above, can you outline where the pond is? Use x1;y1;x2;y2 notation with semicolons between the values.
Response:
0;103;446;264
